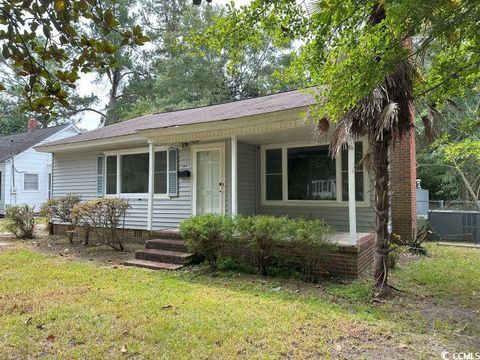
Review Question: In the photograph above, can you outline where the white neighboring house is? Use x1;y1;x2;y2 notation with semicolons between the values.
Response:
0;119;81;215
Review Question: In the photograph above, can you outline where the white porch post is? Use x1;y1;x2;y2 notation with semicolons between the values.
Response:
231;135;238;215
348;141;357;245
147;142;155;231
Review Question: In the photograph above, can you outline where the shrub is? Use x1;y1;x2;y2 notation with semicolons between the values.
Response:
71;198;130;251
180;214;234;270
287;218;335;281
40;194;81;243
5;204;36;239
236;215;289;275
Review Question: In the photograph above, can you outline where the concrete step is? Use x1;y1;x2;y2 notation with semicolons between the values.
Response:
124;259;184;270
146;239;187;252
149;229;181;240
135;248;194;264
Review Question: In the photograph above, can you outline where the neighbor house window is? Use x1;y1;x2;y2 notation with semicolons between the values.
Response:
341;142;364;202
104;150;172;195
106;155;117;195
24;173;39;191
288;145;336;200
265;149;282;200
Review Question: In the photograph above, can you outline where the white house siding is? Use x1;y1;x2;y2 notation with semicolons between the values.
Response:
53;151;99;200
152;148;191;230
3;148;52;210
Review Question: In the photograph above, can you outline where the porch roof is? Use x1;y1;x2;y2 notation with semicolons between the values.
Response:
37;89;316;151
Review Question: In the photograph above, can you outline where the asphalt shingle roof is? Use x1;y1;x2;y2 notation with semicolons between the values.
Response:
0;124;70;162
42;89;316;147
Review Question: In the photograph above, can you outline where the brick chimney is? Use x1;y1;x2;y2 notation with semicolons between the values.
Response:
27;117;38;133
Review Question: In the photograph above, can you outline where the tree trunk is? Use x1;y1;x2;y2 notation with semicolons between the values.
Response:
370;137;391;295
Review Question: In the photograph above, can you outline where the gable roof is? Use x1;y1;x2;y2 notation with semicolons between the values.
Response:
0;124;71;162
41;89;316;148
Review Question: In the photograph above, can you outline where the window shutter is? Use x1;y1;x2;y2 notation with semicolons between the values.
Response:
97;155;104;196
168;148;178;197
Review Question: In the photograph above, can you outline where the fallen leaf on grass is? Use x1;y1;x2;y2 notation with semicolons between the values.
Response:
162;304;172;309
121;329;129;336
120;345;127;354
46;334;55;342
24;317;32;325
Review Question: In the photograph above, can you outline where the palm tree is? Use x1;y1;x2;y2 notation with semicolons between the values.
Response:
316;3;416;296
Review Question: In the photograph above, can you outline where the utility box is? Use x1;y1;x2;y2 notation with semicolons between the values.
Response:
429;210;480;243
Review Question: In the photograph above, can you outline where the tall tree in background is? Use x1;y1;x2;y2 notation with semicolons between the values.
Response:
203;0;479;295
417;91;480;206
107;0;302;123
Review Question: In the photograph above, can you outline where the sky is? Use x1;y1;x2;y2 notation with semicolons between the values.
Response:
77;0;253;131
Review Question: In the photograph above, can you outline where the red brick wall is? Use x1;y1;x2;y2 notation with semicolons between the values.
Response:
390;120;417;243
222;233;375;278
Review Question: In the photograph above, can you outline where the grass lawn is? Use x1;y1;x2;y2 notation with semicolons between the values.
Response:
0;238;479;359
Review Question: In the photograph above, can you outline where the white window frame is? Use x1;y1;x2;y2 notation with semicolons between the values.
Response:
103;147;170;199
23;173;39;192
260;139;369;207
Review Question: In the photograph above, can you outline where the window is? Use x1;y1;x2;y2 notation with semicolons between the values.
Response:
263;142;365;204
106;155;117;195
121;153;149;193
265;149;282;200
104;149;174;196
24;173;39;191
154;151;167;194
341;142;364;201
288;145;336;200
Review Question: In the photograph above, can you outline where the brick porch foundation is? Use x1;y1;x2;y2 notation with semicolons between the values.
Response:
52;224;375;277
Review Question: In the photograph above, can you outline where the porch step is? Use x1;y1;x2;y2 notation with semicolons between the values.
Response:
124;259;184;270
146;239;188;252
135;248;194;265
149;229;181;240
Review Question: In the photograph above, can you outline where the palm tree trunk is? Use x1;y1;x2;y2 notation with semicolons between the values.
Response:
370;137;391;293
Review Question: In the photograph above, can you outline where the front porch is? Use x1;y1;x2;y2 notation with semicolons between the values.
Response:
140;112;372;247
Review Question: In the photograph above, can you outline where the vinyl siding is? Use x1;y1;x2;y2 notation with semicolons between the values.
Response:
151;148;191;230
53;151;99;200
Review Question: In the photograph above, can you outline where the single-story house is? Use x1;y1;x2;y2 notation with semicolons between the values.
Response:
37;90;417;276
0;119;81;214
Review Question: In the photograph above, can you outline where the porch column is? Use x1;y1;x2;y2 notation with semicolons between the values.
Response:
348;141;357;245
147;142;155;231
231;135;238;214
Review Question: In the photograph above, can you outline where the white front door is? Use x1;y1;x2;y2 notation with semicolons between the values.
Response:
193;144;225;215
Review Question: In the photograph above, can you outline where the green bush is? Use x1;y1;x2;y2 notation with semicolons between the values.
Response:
71;198;130;251
5;204;36;239
40;194;81;243
287;218;335;281
180;214;234;270
237;215;289;275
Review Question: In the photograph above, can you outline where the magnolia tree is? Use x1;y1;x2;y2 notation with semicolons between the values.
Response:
199;0;480;296
0;0;149;116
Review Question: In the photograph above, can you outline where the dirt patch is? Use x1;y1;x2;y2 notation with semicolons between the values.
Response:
1;224;143;266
